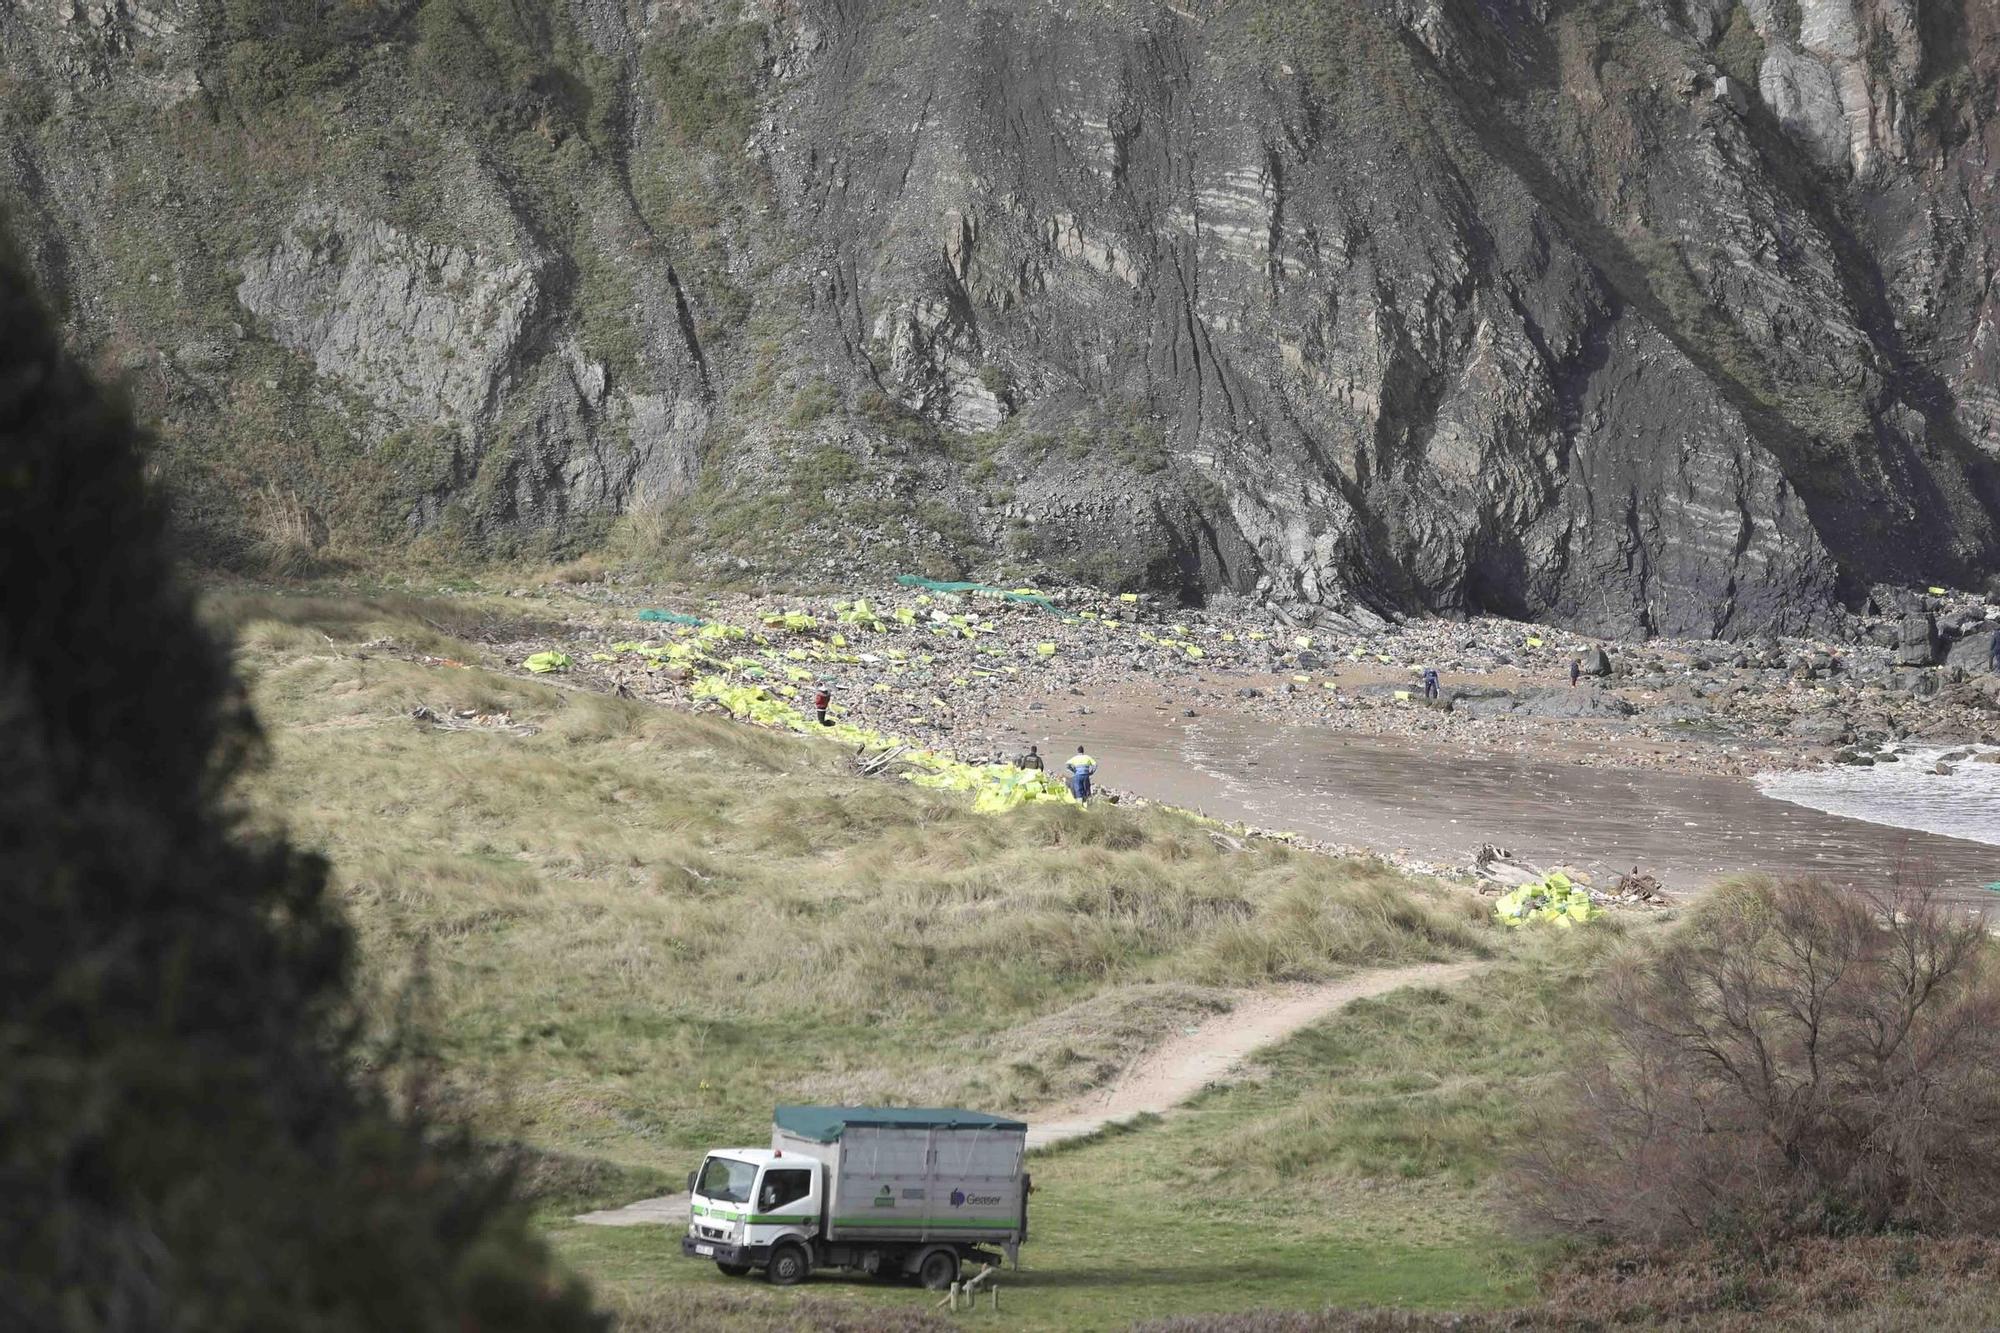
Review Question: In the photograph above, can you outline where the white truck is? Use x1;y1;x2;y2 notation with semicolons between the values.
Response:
681;1105;1030;1289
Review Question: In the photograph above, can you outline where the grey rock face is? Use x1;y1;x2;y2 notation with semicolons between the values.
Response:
1760;47;1852;170
5;0;2000;630
236;206;539;425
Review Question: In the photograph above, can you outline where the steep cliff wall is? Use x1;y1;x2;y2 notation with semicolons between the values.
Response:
3;0;1996;636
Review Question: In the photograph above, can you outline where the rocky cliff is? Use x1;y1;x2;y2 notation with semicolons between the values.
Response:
3;0;1997;637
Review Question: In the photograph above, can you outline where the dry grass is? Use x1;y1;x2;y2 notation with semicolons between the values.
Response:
1127;1237;2000;1330
218;593;1490;1173
249;483;328;577
609;1287;948;1331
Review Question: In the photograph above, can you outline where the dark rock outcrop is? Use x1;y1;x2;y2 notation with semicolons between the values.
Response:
1895;612;1939;667
4;0;2000;636
1946;630;2000;675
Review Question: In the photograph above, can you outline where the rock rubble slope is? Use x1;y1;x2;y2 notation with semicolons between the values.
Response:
4;0;1999;634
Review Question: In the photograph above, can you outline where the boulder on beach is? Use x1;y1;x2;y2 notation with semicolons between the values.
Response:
1786;714;1852;746
1895;612;1939;667
1461;688;1636;721
1945;630;1998;674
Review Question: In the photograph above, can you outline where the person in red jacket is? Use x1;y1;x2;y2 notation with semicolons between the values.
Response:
813;687;832;726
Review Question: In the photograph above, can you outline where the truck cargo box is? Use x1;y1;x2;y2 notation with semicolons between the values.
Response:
771;1105;1028;1245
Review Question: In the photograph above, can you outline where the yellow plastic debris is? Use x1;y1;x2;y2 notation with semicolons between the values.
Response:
1036;642;1057;656
1526;636;1544;648
1119;593;1139;603
1295;635;1313;649
1394;689;1412;702
1292;673;1310;684
1494;875;1602;928
1929;586;1947;595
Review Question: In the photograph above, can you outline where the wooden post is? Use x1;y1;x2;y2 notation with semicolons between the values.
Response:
949;1281;961;1312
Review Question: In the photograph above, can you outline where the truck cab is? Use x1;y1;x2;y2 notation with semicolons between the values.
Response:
683;1148;823;1281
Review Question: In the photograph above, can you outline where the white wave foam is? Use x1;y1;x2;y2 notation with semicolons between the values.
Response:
1756;745;2000;849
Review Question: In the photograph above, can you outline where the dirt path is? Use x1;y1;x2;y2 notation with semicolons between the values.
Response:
574;958;1488;1225
1024;958;1488;1149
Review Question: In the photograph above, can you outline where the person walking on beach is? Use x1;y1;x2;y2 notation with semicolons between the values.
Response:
1066;746;1097;802
1016;743;1044;771
1422;667;1440;702
1988;633;2000;676
1569;658;1581;688
813;687;832;726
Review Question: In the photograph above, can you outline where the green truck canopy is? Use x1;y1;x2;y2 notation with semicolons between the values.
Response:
774;1105;1027;1143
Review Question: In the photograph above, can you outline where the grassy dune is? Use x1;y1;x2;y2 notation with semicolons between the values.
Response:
218;591;1490;1172
208;587;2000;1329
560;948;1605;1330
212;588;1624;1327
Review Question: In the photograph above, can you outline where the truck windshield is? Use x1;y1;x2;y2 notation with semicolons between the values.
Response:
695;1156;758;1204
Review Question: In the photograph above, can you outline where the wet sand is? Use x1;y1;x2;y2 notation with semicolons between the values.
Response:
1003;704;2000;905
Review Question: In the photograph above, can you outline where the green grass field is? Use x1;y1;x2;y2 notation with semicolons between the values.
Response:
548;946;1604;1329
214;587;1609;1328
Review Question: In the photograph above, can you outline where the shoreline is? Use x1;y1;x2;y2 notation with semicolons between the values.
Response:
1021;701;2000;908
483;580;2000;905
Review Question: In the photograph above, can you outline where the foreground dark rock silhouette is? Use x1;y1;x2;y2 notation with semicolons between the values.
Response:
0;233;600;1330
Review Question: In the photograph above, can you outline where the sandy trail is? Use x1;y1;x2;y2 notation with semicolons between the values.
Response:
575;958;1488;1225
1025;958;1487;1149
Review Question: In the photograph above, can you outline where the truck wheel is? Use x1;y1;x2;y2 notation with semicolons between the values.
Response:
767;1243;810;1287
715;1262;751;1277
917;1248;959;1291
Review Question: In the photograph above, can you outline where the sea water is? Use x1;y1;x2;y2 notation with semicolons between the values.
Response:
1757;746;2000;850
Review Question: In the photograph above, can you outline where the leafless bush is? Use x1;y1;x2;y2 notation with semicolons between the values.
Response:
1519;876;2000;1245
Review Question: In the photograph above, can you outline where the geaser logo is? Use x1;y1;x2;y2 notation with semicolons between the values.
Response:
872;1186;896;1209
949;1189;1002;1208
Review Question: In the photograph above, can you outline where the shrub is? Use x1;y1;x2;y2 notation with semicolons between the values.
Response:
785;378;839;427
1518;876;2000;1246
643;21;766;149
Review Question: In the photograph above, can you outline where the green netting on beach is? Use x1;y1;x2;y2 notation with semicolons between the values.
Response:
894;574;1059;612
637;609;705;626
